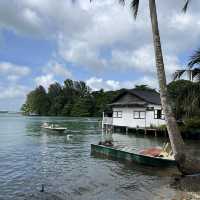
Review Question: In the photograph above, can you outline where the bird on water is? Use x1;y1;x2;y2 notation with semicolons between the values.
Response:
40;184;44;192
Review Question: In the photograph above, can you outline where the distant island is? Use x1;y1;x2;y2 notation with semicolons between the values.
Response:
0;111;22;114
0;111;8;113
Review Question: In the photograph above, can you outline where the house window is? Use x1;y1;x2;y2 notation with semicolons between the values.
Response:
154;109;165;119
134;111;146;119
113;111;122;118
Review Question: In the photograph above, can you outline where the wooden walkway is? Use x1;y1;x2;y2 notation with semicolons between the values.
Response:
103;124;168;137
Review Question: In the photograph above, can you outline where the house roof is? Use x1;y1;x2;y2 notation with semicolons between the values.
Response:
110;89;161;106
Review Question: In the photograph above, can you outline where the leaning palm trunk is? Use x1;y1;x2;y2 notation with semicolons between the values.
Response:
149;0;200;175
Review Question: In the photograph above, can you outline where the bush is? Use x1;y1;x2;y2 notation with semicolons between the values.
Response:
158;124;167;131
180;117;200;139
184;117;200;129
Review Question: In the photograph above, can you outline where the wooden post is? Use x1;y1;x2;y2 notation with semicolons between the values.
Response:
126;127;128;135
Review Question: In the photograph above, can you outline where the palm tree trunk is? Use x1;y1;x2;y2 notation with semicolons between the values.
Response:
148;0;200;175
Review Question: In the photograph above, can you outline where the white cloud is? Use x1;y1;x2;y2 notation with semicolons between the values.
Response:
109;45;154;72
36;61;72;90
86;77;122;91
1;1;199;74
56;0;194;77
0;1;200;97
86;77;105;91
0;85;29;99
35;61;72;90
35;74;55;89
0;62;30;81
109;45;181;81
86;76;158;91
7;75;21;82
170;13;195;31
44;61;72;78
0;1;44;36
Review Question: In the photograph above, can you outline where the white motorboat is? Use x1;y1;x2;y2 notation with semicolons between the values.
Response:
42;122;67;132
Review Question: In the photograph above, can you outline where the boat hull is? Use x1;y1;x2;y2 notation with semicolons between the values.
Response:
91;144;176;167
42;127;67;132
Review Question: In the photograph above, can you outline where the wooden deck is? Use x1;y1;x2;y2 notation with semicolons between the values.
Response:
103;124;168;137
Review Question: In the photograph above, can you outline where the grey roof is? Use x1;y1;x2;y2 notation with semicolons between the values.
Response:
111;89;161;106
129;89;161;105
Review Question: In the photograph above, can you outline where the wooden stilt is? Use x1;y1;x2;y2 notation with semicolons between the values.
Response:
126;127;128;135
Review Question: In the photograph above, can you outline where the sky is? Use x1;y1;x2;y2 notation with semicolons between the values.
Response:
0;0;199;111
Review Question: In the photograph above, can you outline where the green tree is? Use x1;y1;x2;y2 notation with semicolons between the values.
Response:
70;95;95;117
168;80;200;120
21;103;32;115
63;79;77;104
48;82;63;99
61;102;73;116
48;82;64;115
74;81;91;97
25;86;50;115
92;89;121;117
135;84;155;91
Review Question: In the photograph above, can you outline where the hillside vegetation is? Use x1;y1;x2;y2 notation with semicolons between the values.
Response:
21;79;200;120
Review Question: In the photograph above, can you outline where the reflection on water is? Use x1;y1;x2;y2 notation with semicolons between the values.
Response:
0;114;200;200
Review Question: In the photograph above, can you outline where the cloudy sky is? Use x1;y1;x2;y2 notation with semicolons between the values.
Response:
0;0;199;111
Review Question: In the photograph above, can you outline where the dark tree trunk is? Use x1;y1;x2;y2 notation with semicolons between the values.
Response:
149;0;200;175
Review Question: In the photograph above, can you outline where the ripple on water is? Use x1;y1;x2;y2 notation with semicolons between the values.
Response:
1;115;200;200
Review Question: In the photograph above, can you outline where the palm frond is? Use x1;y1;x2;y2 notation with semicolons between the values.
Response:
89;0;139;19
131;0;140;19
182;0;191;12
188;48;200;68
118;0;125;6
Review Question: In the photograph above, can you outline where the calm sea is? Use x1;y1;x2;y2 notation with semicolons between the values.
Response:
0;113;200;200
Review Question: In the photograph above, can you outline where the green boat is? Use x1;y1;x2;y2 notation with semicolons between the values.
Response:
91;144;177;167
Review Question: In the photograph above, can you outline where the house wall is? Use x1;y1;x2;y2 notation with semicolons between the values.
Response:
112;105;166;128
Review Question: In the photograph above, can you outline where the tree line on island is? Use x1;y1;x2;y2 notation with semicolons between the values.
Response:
21;79;122;117
21;79;200;120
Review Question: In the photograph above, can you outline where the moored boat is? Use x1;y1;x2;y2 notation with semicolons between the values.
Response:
41;123;67;132
91;144;176;167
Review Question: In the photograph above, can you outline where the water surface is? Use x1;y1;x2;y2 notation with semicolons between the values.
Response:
0;114;200;200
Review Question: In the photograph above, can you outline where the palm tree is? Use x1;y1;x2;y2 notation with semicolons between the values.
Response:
119;0;200;175
132;0;200;175
184;0;200;82
125;0;200;175
74;0;199;174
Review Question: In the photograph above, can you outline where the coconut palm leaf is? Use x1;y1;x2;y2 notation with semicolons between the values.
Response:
118;0;125;5
183;0;191;12
130;0;140;19
188;49;200;68
90;0;140;19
